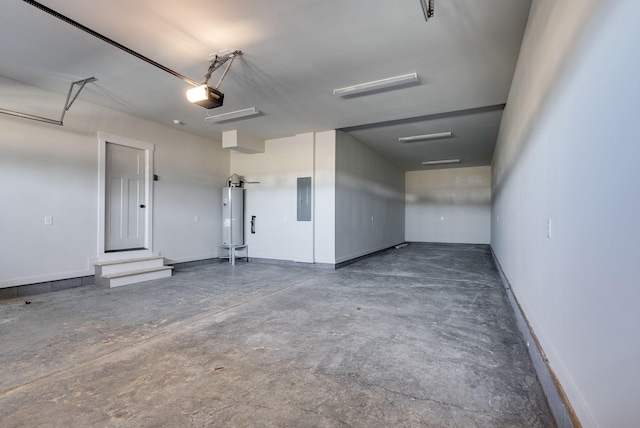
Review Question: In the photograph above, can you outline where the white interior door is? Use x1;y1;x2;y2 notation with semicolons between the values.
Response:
105;142;146;252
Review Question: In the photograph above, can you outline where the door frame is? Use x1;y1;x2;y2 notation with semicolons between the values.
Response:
97;131;155;261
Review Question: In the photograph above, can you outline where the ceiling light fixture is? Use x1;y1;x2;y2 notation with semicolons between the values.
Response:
422;159;461;165
205;107;261;122
333;73;419;96
187;50;242;109
399;131;453;142
420;0;435;22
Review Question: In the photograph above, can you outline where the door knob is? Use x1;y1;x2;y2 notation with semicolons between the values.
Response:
140;204;146;208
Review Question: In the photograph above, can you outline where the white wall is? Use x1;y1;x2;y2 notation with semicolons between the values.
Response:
231;129;403;265
0;77;229;287
491;0;640;426
335;131;404;263
314;130;336;264
406;166;491;244
230;133;315;263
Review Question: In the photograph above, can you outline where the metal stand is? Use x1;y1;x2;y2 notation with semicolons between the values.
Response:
220;245;248;266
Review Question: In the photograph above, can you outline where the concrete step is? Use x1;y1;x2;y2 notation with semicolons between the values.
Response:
95;256;165;277
95;266;173;288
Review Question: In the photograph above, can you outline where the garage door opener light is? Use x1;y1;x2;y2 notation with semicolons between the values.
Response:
186;50;242;109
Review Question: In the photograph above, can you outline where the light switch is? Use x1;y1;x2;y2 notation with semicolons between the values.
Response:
44;216;53;226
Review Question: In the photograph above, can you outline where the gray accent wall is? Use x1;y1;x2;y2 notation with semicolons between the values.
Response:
491;0;640;426
231;130;404;266
335;131;405;263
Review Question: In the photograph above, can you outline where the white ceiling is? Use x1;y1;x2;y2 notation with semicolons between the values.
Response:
0;0;531;170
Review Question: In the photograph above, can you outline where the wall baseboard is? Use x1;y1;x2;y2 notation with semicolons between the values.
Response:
0;268;94;289
248;257;336;269
1;257;221;300
169;258;222;270
0;276;94;300
334;244;402;269
490;247;580;428
335;241;405;265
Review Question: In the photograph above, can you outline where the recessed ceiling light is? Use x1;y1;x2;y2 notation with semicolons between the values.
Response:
422;159;461;165
333;73;419;96
205;107;261;122
399;131;453;142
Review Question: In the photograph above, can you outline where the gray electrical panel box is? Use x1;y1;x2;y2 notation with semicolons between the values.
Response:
297;177;311;221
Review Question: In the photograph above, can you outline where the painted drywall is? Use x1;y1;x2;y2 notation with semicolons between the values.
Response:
335;131;404;263
406;166;491;244
230;133;315;263
313;130;336;264
491;0;640;426
0;76;229;288
231;129;403;265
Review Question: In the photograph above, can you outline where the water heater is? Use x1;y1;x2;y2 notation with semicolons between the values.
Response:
222;187;244;246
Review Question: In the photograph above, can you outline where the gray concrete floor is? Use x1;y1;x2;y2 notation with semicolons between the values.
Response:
0;243;554;427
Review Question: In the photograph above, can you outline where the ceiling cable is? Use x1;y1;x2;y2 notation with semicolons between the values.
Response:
21;0;200;86
0;77;97;125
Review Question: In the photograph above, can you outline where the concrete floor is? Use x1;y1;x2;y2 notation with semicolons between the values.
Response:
0;243;554;427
